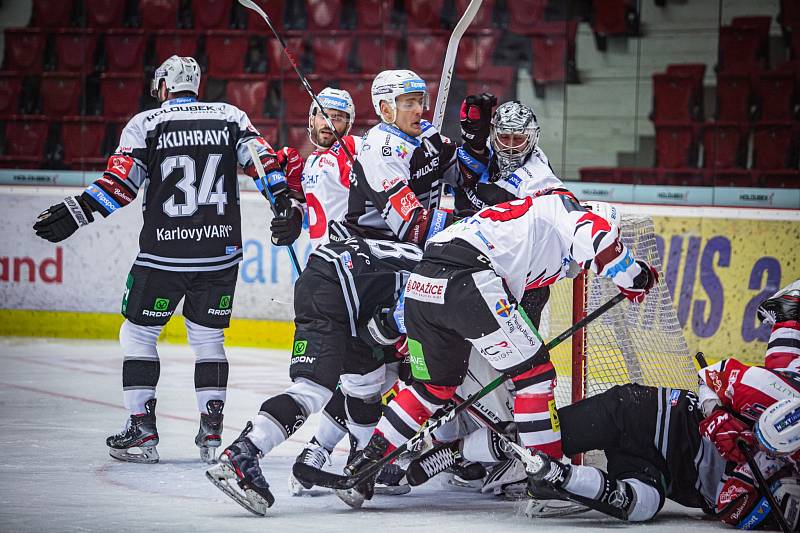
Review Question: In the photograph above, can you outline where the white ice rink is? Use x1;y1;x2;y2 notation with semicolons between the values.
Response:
0;337;728;532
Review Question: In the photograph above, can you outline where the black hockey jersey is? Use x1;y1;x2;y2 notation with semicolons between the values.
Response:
80;96;276;272
343;120;460;245
308;237;423;336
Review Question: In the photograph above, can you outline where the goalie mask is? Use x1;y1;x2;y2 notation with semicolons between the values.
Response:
490;101;540;178
151;55;201;99
308;87;355;148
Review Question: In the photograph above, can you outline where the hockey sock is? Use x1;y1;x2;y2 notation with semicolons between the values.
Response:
765;320;800;372
119;320;163;415
195;362;229;413
512;362;562;458
345;394;382;450
560;466;662;522
315;387;348;452
375;382;456;452
248;393;308;455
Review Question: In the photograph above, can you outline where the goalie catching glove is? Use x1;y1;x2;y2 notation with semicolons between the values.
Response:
699;408;755;464
617;260;659;304
33;195;95;243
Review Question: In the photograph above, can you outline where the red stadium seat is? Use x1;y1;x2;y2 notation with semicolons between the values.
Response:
54;30;98;73
654;121;697;168
353;31;401;71
407;31;449;77
405;0;445;31
731;16;771;60
752;121;797;170
285;121;315;155
707;168;754;187
84;0;125;28
760;169;800;188
154;30;199;64
339;75;374;122
702;122;747;169
666;64;705;91
266;36;304;74
579;167;618;183
250;118;280;143
465;77;514;101
3;29;45;73
591;0;630;36
100;74;143;119
205;31;248;78
305;0;343;30
660;168;705;187
616;167;659;185
140;0;180;30
779;0;800;33
530;21;578;86
456;30;498;77
754;71;796;121
246;1;284;30
40;73;83;116
192;0;234;29
0;116;49;167
279;80;315;121
455;0;495;29
353;0;394;30
309;32;353;75
715;73;752;122
507;0;547;35
226;75;269;119
652;73;700;122
105;30;147;73
32;0;74;28
718;26;763;73
61;116;108;167
0;73;23;116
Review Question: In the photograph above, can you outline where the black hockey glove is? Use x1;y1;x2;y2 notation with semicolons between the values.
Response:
269;192;303;246
358;307;402;348
460;92;497;150
33;195;94;243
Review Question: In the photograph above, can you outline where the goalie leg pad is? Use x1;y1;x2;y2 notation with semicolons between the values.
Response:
462;426;508;463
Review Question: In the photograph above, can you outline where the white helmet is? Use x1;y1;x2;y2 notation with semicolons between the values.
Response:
308;87;355;147
581;201;621;232
371;69;428;123
151;55;201;98
490;101;540;178
755;398;800;455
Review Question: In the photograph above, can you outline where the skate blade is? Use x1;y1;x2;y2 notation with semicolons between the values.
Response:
335;487;366;508
374;484;411;496
206;464;271;517
523;498;591;518
288;471;315;496
199;446;218;464
108;445;159;464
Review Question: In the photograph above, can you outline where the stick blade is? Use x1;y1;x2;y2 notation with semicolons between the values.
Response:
292;463;356;490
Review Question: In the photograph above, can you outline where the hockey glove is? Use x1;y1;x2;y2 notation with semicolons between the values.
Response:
460;92;497;151
699;408;755;464
33;196;94;243
617;260;659;304
269;193;303;247
276;146;305;196
359;307;403;348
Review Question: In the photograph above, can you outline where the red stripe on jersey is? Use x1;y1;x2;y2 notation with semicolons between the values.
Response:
512;363;555;384
514;391;554;414
764;353;800;372
391;388;433;425
422;383;457;401
775;320;800;330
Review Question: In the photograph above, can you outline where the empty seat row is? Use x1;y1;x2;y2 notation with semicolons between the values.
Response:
654;121;799;171
579;166;800;188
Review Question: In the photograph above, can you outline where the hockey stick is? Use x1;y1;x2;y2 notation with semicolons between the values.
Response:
738;441;792;532
431;0;482;211
247;141;302;275
293;291;627;489
238;0;356;166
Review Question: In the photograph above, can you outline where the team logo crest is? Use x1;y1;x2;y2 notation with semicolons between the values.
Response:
395;144;409;159
495;299;513;318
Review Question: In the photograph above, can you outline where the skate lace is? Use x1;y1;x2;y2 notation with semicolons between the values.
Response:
419;447;458;478
300;446;330;469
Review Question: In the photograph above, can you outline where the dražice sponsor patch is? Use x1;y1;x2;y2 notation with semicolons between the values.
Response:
404;275;447;304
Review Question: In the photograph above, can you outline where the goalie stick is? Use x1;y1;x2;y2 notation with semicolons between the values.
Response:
238;0;356;167
247;141;302;274
431;0;483;212
292;292;627;490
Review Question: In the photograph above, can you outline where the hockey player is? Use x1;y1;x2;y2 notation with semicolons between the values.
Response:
32;55;289;464
341;69;463;246
325;193;659;508
206;236;422;515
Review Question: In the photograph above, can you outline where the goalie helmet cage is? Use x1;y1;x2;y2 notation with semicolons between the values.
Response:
540;213;697;465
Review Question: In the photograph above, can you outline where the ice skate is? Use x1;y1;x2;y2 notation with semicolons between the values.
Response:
206;422;274;516
195;399;224;464
523;451;589;518
758;279;800;325
288;438;331;496
374;462;411;495
106;398;159;464
335;433;389;508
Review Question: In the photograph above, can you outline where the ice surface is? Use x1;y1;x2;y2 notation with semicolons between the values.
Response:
0;338;725;532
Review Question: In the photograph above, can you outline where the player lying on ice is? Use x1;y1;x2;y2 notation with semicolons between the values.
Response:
32;55;288;464
292;192;659;509
524;280;800;529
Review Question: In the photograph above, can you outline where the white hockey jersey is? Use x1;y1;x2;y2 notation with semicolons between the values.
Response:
427;193;644;300
301;135;361;249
